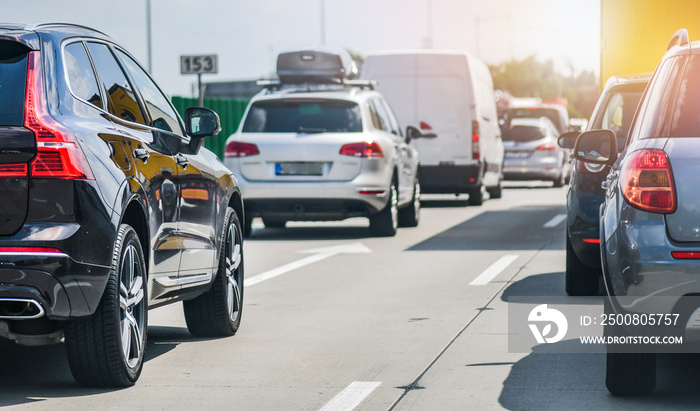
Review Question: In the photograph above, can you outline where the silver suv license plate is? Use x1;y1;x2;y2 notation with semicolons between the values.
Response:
275;162;324;176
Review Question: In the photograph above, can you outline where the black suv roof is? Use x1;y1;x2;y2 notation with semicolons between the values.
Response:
0;23;113;50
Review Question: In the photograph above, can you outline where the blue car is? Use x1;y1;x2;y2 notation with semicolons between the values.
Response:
576;29;700;396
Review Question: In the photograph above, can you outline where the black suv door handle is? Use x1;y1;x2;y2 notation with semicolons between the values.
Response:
176;153;189;168
133;148;150;163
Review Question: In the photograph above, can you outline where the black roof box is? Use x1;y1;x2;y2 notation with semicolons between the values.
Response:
277;47;358;84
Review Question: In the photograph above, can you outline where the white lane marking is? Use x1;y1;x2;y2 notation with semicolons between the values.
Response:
246;242;371;287
469;255;519;286
320;381;381;411
543;214;567;228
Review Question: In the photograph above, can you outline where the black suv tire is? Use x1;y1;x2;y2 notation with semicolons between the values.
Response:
184;208;244;336
65;224;148;387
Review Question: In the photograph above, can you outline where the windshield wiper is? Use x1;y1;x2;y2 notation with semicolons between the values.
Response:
297;127;327;134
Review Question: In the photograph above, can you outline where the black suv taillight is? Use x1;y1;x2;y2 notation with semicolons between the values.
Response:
25;51;93;180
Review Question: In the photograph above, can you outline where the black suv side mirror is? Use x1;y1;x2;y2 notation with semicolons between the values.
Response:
405;125;437;142
573;129;618;165
185;107;221;154
186;107;221;139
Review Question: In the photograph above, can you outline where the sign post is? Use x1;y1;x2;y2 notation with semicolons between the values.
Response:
180;54;218;106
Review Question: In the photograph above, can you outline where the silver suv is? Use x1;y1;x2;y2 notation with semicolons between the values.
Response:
225;48;426;237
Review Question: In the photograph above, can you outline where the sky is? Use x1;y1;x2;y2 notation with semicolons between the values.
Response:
1;0;600;97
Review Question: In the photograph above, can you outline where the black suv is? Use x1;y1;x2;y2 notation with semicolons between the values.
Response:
0;23;245;387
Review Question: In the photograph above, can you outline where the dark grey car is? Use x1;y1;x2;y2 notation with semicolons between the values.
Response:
558;74;649;296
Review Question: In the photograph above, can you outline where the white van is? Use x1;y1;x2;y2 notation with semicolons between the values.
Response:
361;51;504;205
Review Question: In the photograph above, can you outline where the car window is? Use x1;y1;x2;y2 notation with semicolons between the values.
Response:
242;99;362;133
669;55;700;137
379;98;402;136
370;98;396;134
368;99;389;131
594;90;643;147
630;56;685;141
85;42;146;125
115;49;184;135
501;125;545;142
64;42;103;110
508;108;563;133
0;41;28;126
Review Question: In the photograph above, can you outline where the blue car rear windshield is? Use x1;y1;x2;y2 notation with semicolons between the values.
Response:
242;99;362;133
0;42;28;126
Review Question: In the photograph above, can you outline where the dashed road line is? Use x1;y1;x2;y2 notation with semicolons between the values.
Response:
469;255;519;285
319;381;381;411
543;214;567;228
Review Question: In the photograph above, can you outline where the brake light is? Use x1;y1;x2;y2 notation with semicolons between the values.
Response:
0;164;28;178
582;238;601;244
471;120;480;160
419;121;433;131
339;142;383;158
536;143;557;151
620;150;675;213
0;246;63;254
671;251;700;259
225;141;260;157
25;51;93;180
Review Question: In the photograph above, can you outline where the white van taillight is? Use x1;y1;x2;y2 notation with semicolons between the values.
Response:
25;52;93;180
340;142;383;158
620;149;675;214
471;120;480;161
225;141;260;157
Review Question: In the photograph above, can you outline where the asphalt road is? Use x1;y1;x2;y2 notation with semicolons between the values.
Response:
2;182;700;410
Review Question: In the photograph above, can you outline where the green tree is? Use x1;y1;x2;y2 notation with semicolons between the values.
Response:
490;55;599;119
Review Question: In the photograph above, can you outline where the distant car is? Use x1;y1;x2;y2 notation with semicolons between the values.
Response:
576;29;700;396
502;117;570;186
558;74;649;296
225;48;425;237
502;103;571;135
0;23;245;387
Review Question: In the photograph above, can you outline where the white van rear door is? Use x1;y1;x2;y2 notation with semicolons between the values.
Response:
412;75;472;166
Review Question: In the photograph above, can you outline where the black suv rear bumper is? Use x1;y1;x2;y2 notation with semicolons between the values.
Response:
0;251;111;319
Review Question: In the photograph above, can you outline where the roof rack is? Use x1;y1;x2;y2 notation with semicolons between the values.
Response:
256;78;375;92
667;28;689;52
24;22;109;36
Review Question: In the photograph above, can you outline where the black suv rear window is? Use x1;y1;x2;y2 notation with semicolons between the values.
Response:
242;99;362;133
501;125;545;142
0;41;28;126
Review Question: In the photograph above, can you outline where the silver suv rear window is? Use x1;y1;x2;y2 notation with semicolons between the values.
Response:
501;125;545;142
242;99;362;133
